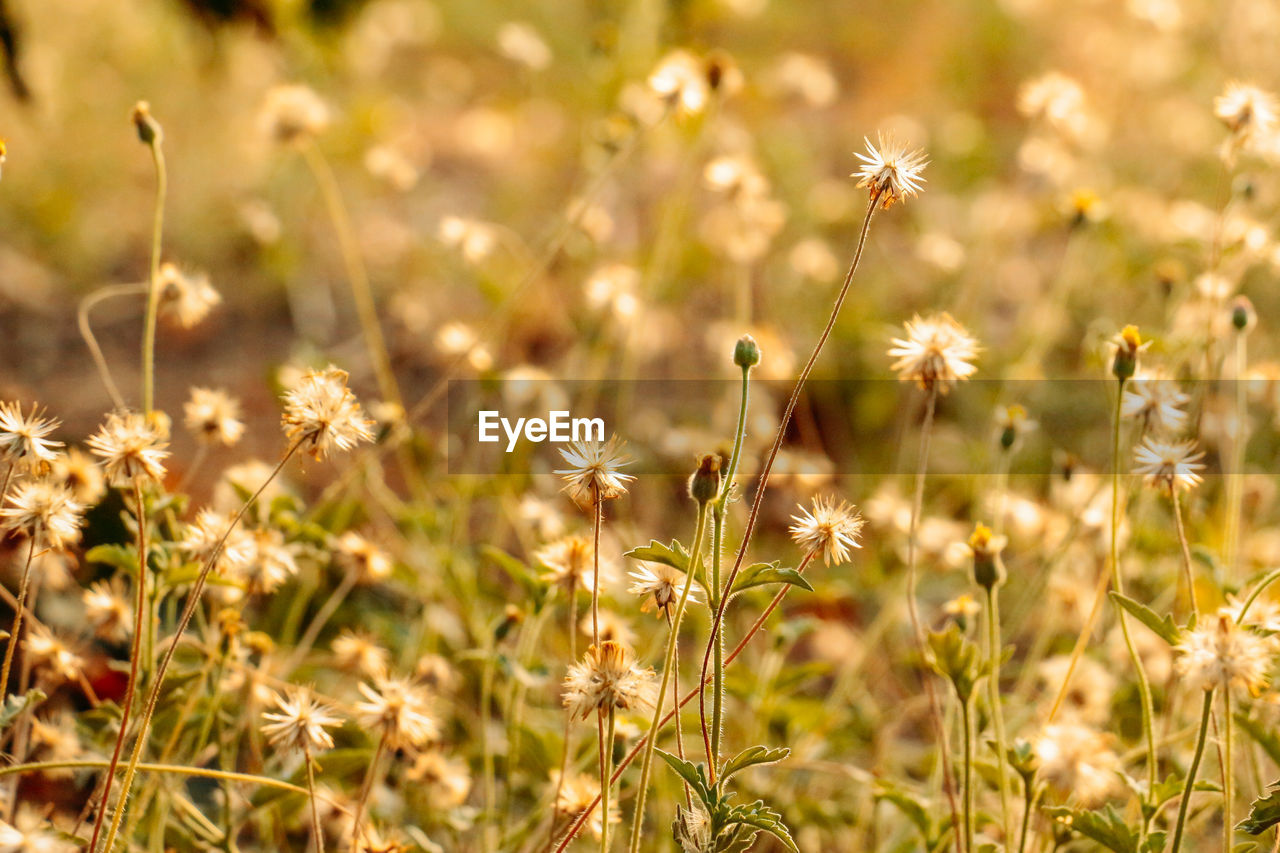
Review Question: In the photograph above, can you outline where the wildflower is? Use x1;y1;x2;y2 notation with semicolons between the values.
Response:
789;496;864;566
28;712;82;774
335;531;393;583
158;263;221;329
1132;436;1205;494
408;750;473;809
556;436;635;506
181;508;256;577
1121;372;1189;435
1214;82;1278;140
853;133;928;208
551;770;619;840
355;677;439;749
562;640;657;720
83;577;132;644
536;534;597;590
1175;613;1274;696
131;101;162;145
50;448;106;506
648;50;709;114
0;479;85;550
245;527;299;593
183;387;245;446
967;522;1007;590
995;404;1036;451
24;626;85;686
579;610;636;648
628;563;699;617
332;630;390;678
260;84;330;144
281;366;375;460
414;654;458;693
1109;324;1149;381
1033;722;1119;807
261;686;343;753
888;313;980;392
0;402;62;470
86;411;169;487
1017;71;1093;142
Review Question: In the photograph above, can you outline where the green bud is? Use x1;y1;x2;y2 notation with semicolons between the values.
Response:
687;453;722;505
132;101;163;146
733;334;761;369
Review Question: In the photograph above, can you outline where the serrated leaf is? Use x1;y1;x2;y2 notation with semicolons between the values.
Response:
1043;804;1137;853
1240;782;1280;835
624;540;690;572
0;688;45;733
720;745;790;782
655;749;713;807
1109;592;1182;645
728;562;813;595
727;801;799;853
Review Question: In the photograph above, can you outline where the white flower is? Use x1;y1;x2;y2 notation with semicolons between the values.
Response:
888;313;980;392
1132;436;1204;494
853;133;928;208
788;496;864;566
556;436;635;506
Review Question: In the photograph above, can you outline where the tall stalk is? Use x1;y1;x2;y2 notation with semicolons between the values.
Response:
1170;690;1214;853
1224;689;1234;853
351;731;388;847
0;538;35;695
959;695;974;853
627;502;708;853
138;114;166;416
1224;330;1247;578
984;585;1013;844
304;743;325;853
1171;490;1199;619
600;707;616;853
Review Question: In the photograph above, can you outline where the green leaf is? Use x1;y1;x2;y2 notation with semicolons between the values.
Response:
655;749;713;808
1240;782;1280;835
1043;804;1137;853
1109;592;1182;645
624;540;690;572
482;546;544;600
873;781;933;840
0;688;45;733
927;622;987;703
84;543;137;573
724;800;799;853
728;562;813;595
720;745;790;783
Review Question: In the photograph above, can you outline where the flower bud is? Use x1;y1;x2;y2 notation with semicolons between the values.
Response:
131;101;163;146
968;522;1007;590
1111;324;1144;382
688;453;722;505
733;334;761;369
1232;295;1256;333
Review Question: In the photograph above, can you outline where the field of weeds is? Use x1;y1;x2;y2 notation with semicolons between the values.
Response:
3;0;1280;850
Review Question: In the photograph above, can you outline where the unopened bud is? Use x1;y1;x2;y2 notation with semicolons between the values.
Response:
968;522;1007;590
733;334;761;369
1111;324;1143;381
688;453;722;505
131;101;163;146
1232;295;1256;333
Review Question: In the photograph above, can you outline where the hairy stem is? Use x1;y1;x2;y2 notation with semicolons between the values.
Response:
1170;690;1214;853
141;139;166;414
0;538;35;695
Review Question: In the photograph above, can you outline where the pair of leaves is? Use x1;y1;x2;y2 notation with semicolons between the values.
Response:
1042;804;1165;853
655;747;797;853
1109;592;1183;646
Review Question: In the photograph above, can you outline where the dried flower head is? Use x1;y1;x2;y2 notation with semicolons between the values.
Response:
789;496;864;566
332;630;390;678
1033;721;1119;807
853;133;928;208
184;387;245;446
0;479;85;550
181;508;256;578
551;770;619;840
648;50;710;115
86;411;169;487
0;402;62;470
355;677;439;749
536;534;597;591
1175;613;1274;696
334;531;393;583
1121;372;1189;435
158;263;221;329
260;84;331;144
24;626;85;685
281;366;375;460
408;750;473;810
628;563;699;617
556;436;635;506
888;313;980;393
51;448;106;506
562;640;657;720
1132;436;1205;494
261;686;343;753
83;577;132;644
1214;82;1278;139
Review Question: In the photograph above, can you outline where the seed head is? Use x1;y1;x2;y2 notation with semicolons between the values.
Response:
355;677;439;749
334;531;393;583
888;313;980;393
1175;613;1274;697
158;263;221;329
86;411;169;487
83;577;132;644
853;133;928;209
0;478;84;550
536;534;598;591
261;686;343;753
562;640;657;720
184;387;245;447
555;436;635;507
0;402;63;471
628;563;699;617
260;84;331;144
281;366;375;460
1120;372;1188;435
789;496;864;566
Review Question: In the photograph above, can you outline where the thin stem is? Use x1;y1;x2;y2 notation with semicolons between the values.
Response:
1017;780;1036;853
1238;567;1280;622
985;585;1013;845
0;538;35;695
1225;689;1234;853
141;140;166;414
300;140;401;409
350;731;387;847
1172;490;1199;619
666;609;690;807
304;744;325;853
88;482;150;853
1225;332;1247;579
1170;690;1214;853
549;575;579;847
600;708;615;853
96;440;302;853
627;503;709;853
699;192;879;786
481;633;498;853
960;698;974;853
282;570;358;676
591;488;602;648
78;283;148;412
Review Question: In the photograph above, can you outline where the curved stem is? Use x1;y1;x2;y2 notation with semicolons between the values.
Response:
985;585;1013;845
591;489;602;648
0;538;35;695
1172;491;1199;619
96;440;301;853
626;503;708;853
1238;567;1280;622
141;141;166;414
78;283;148;412
304;744;325;853
350;731;387;847
1170;690;1214;853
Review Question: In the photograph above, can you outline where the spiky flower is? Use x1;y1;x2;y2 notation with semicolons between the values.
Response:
1214;82;1278;138
0;402;62;470
1132;436;1205;494
0;479;85;550
261;686;343;753
1121;372;1189;435
408;750;473;810
853;133;928;208
888;313;980;393
334;531;393;583
551;770;619;840
536;534;598;591
86;411;169;487
628;563;699;617
789;496;864;566
1033;722;1119;807
50;448;106;506
355;677;439;749
181;508;256;577
562;640;657;720
555;436;635;506
1175;613;1274;696
260;84;331;144
158;263;221;329
281;366;375;460
184;387;245;446
332;630;390;678
83;577;132;644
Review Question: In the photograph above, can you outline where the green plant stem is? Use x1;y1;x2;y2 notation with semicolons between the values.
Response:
1171;490;1199;619
141;139;166;414
960;697;974;853
1224;689;1234;853
96;441;301;853
1225;332;1247;579
1018;780;1037;853
1237;567;1280;621
626;502;708;853
549;576;579;847
481;633;498;853
304;744;325;853
984;585;1013;845
87;482;150;853
703;363;751;774
0;538;35;695
77;283;147;412
600;707;616;853
591;487;602;648
1170;690;1214;853
351;730;387;848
